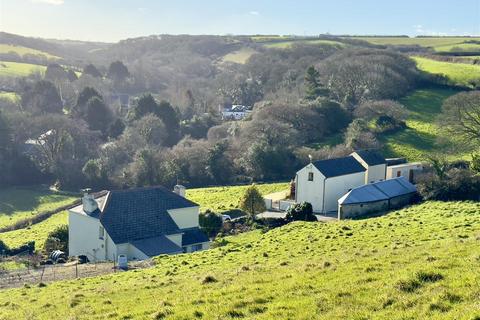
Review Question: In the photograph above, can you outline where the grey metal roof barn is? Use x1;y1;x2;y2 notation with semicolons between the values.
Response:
338;177;417;205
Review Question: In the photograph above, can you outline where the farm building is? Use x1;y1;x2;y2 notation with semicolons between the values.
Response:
69;186;209;262
338;177;417;219
295;150;387;213
386;162;423;182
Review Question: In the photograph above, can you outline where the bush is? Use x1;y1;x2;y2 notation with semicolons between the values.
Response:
44;225;69;254
199;210;222;237
285;202;317;222
417;168;480;201
239;184;266;217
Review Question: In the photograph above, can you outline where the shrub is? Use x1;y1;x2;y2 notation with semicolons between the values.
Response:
417;168;480;201
44;225;68;254
199;210;222;237
285;202;317;222
239;184;266;217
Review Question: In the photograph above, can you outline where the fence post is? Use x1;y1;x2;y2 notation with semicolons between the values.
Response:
40;265;45;283
75;263;78;278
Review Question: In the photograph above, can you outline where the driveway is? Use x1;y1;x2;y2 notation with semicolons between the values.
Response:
256;211;337;222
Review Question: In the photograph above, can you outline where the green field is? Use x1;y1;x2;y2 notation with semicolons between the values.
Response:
0;211;68;250
264;39;345;49
351;36;480;49
0;61;46;77
187;182;289;213
0;200;479;319
434;42;480;53
413;56;480;88
0;91;19;102
0;44;59;59
222;47;258;64
382;87;469;161
0;188;76;230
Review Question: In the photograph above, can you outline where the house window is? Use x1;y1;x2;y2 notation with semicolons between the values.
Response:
397;171;401;177
99;226;104;240
308;172;314;181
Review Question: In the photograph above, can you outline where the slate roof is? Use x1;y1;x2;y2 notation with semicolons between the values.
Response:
312;156;366;178
131;235;183;256
99;186;199;244
338;177;417;205
182;228;210;246
353;150;386;166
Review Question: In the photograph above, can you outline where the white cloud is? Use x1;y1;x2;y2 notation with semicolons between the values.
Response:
31;0;64;5
249;11;260;16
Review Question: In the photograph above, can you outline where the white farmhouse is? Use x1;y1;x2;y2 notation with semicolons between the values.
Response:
351;150;387;183
295;150;387;214
68;186;210;262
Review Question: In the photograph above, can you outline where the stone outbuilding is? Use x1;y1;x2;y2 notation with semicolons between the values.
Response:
337;177;417;219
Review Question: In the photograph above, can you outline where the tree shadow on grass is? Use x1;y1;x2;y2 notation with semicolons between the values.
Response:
0;188;62;216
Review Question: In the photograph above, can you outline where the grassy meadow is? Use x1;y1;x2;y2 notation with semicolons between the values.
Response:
0;188;76;230
413;56;480;88
0;61;46;77
187;182;289;214
351;36;480;49
0;44;58;59
381;87;469;161
264;39;345;49
0;91;19;102
0;201;479;319
222;48;258;64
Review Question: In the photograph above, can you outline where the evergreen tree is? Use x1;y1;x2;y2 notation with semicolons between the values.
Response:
304;66;327;100
239;184;266;218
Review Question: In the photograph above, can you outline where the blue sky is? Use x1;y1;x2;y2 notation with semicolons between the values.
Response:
1;0;479;42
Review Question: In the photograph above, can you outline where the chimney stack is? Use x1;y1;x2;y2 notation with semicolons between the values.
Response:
173;185;186;197
81;188;98;214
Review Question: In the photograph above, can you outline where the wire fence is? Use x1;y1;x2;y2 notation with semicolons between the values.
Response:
0;258;156;289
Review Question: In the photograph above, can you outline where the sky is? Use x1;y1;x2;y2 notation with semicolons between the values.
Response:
1;0;479;42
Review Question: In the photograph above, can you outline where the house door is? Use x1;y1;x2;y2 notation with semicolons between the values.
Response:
409;169;414;182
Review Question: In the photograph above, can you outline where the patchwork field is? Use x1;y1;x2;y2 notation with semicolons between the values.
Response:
351;36;480;49
222;47;258;64
381;87;468;161
413;56;480;88
0;44;58;59
0;91;19;102
0;188;76;230
0;200;479;319
264;39;345;49
187;182;289;214
0;61;46;77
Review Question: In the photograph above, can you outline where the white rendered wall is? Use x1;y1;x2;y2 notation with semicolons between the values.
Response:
295;164;325;213
323;172;366;213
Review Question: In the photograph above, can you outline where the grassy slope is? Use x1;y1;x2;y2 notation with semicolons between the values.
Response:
222;48;258;64
0;201;479;319
413;57;480;88
187;182;289;213
264;39;345;49
0;91;19;102
0;188;76;230
0;61;46;77
0;211;68;250
351;36;480;48
0;44;59;59
381;87;467;161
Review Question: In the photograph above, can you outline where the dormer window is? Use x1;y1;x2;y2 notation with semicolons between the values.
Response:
308;172;314;181
99;226;104;240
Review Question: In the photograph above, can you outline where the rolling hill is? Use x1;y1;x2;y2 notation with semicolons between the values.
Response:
0;200;479;319
0;61;46;77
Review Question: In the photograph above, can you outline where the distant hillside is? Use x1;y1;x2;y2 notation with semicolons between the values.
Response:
0;201;479;319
